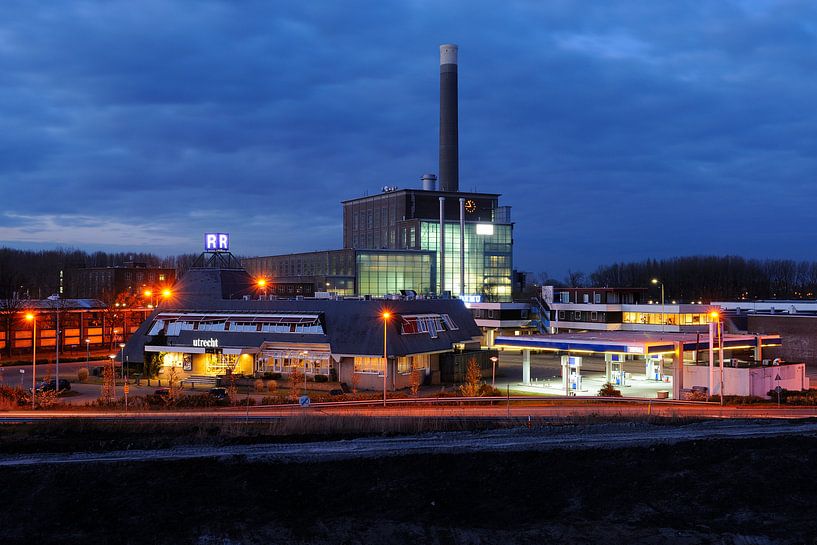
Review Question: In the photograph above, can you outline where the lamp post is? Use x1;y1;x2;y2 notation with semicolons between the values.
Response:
300;350;309;393
257;278;268;299
708;310;724;405
119;343;126;380
651;278;665;333
25;313;36;410
143;289;156;308
108;354;117;400
490;356;498;387
85;338;90;364
382;311;391;407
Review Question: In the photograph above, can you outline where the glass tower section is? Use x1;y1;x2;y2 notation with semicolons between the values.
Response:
356;251;436;296
419;222;512;301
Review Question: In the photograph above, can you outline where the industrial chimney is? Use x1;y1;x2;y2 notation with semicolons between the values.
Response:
439;44;458;193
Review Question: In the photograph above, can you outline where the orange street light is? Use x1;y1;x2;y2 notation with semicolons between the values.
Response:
709;311;720;321
257;278;268;299
381;311;391;407
25;313;36;409
162;289;172;298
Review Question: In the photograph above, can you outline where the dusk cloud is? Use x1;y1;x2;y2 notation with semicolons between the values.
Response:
1;0;816;276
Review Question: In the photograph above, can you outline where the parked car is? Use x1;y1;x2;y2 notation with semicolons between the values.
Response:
154;387;171;398
208;387;229;401
29;381;49;394
45;379;71;392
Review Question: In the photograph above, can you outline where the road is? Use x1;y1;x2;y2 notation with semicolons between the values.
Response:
1;398;816;420
0;418;815;467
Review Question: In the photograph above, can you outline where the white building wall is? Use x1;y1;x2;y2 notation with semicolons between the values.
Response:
683;363;808;398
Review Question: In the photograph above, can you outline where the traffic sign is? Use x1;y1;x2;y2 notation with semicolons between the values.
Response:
775;374;782;381
298;395;311;407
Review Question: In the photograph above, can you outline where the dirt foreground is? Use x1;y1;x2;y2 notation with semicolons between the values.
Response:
1;420;816;544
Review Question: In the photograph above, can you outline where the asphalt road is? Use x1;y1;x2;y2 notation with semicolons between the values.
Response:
1;418;815;467
1;399;816;421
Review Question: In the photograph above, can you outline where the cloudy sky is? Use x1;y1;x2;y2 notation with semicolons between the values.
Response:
1;0;815;276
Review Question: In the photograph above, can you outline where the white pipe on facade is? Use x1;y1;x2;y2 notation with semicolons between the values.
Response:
439;197;445;295
459;197;465;296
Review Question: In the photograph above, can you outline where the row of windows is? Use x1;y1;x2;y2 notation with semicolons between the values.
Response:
623;312;712;326
354;354;431;374
148;314;325;336
400;314;459;338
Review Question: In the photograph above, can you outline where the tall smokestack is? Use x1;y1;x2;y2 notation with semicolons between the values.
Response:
439;44;458;193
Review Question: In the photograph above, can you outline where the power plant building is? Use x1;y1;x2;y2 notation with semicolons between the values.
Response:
243;44;514;301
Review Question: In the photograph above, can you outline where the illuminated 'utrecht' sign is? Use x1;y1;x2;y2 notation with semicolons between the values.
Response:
205;233;229;252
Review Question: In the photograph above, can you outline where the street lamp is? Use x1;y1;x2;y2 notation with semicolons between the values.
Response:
143;289;155;307
382;311;391;407
490;356;499;387
651;278;665;333
708;310;724;405
108;354;117;401
25;313;36;410
257;278;268;299
85;338;90;364
119;343;126;380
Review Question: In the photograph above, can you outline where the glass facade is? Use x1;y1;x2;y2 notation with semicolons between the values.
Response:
419;221;512;301
356;251;435;296
623;312;713;326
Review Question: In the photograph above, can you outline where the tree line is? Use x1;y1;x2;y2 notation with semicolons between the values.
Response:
0;247;198;300
584;256;817;302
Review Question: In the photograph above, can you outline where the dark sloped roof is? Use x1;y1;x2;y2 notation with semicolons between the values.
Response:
124;298;481;362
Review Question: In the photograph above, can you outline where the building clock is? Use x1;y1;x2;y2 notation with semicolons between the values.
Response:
464;199;477;214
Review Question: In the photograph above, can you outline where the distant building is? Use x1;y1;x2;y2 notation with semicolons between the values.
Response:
549;287;716;333
714;300;817;365
65;262;175;300
0;298;152;357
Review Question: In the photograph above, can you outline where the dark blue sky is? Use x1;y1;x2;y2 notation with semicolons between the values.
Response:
1;1;816;277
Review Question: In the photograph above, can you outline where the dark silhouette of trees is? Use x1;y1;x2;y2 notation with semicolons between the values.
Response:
589;256;817;302
0;248;192;300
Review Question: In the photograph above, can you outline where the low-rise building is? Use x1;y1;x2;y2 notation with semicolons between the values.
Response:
124;250;485;391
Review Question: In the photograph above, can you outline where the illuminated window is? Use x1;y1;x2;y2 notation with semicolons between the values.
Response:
354;356;384;374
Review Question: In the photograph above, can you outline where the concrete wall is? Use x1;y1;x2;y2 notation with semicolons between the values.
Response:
684;363;808;398
747;315;817;365
337;355;439;391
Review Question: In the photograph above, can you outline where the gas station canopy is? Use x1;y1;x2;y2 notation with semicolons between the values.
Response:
494;331;782;355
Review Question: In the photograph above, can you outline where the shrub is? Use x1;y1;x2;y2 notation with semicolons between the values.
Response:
479;384;502;397
314;374;329;383
459;358;483;397
254;379;265;392
77;368;89;383
598;383;622;397
266;380;278;393
409;370;422;396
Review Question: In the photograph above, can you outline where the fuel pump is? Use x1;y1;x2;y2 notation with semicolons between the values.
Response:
646;354;663;381
561;355;582;394
605;353;625;386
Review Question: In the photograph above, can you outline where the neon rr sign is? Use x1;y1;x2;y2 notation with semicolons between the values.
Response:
204;233;229;252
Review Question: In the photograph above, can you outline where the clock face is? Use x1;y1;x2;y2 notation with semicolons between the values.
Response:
464;199;477;213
